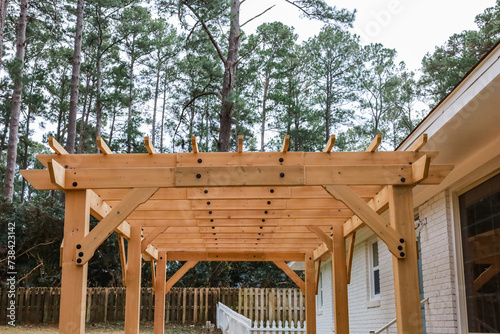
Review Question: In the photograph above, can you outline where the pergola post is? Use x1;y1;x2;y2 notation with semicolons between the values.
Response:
125;225;143;334
305;251;316;334
59;190;90;334
154;251;167;334
389;186;423;334
331;224;349;334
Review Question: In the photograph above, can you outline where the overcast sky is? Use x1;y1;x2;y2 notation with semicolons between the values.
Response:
241;0;497;71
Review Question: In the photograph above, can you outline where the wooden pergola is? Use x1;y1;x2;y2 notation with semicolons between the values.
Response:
21;134;453;334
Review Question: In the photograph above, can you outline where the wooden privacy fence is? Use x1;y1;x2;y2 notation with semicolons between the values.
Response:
0;287;304;325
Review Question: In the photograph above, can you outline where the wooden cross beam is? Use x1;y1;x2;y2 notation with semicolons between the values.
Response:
273;261;305;294
166;252;305;262
141;227;169;252
165;261;198;294
346;233;356;284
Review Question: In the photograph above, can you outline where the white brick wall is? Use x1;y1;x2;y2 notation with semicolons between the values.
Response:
418;191;458;334
317;190;459;333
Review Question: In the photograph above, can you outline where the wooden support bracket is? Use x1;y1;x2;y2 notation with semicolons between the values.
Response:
76;187;158;265
273;261;306;295
145;136;156;154
323;135;335;153
315;259;322;295
118;236;127;287
151;260;156;293
346;232;356;284
97;137;112;155
366;134;382;152
307;226;332;252
323;185;406;258
165;261;198;294
48;137;68;155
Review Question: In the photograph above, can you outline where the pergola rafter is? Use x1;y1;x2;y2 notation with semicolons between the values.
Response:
21;135;453;334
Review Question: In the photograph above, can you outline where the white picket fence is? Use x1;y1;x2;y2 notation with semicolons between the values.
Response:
217;302;305;334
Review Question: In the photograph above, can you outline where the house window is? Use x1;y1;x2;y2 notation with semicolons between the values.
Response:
459;173;500;333
369;240;381;298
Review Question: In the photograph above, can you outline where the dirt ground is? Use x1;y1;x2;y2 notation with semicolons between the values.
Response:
0;323;222;333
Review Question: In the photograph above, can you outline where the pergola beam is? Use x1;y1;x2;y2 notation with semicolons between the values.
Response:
166;252;306;262
165;261;198;294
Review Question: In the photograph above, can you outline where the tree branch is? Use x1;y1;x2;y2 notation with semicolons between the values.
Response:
240;5;275;28
183;1;226;63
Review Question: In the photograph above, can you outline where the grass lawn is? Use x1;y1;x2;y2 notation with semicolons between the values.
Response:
0;323;222;333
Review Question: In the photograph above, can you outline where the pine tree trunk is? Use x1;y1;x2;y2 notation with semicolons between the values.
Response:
152;63;160;146
4;0;27;201
95;49;103;142
160;73;167;153
218;0;240;152
0;0;9;70
127;40;135;153
260;73;270;152
65;0;85;154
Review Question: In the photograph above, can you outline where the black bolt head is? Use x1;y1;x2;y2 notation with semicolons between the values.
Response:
78;252;84;257
280;173;285;178
279;158;284;163
210;219;214;222
204;190;208;194
196;174;202;179
400;252;405;257
260;226;263;229
76;244;81;249
401;177;406;183
77;259;82;264
197;158;202;163
262;219;265;222
264;211;268;214
398;246;403;251
209;211;212;214
267;201;271;205
207;201;211;205
400;238;405;243
270;189;274;193
72;182;78;187
212;226;215;229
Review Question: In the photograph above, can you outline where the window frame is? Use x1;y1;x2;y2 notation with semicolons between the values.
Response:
368;238;381;305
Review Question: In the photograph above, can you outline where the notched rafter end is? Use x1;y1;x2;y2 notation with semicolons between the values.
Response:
47;159;66;189
281;135;290;153
191;136;199;153
323;135;336;153
144;136;156;154
48;137;68;155
97;136;113;155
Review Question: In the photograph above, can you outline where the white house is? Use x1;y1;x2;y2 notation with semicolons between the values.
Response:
295;41;500;333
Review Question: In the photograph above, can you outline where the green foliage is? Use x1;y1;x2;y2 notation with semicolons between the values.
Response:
420;0;500;104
